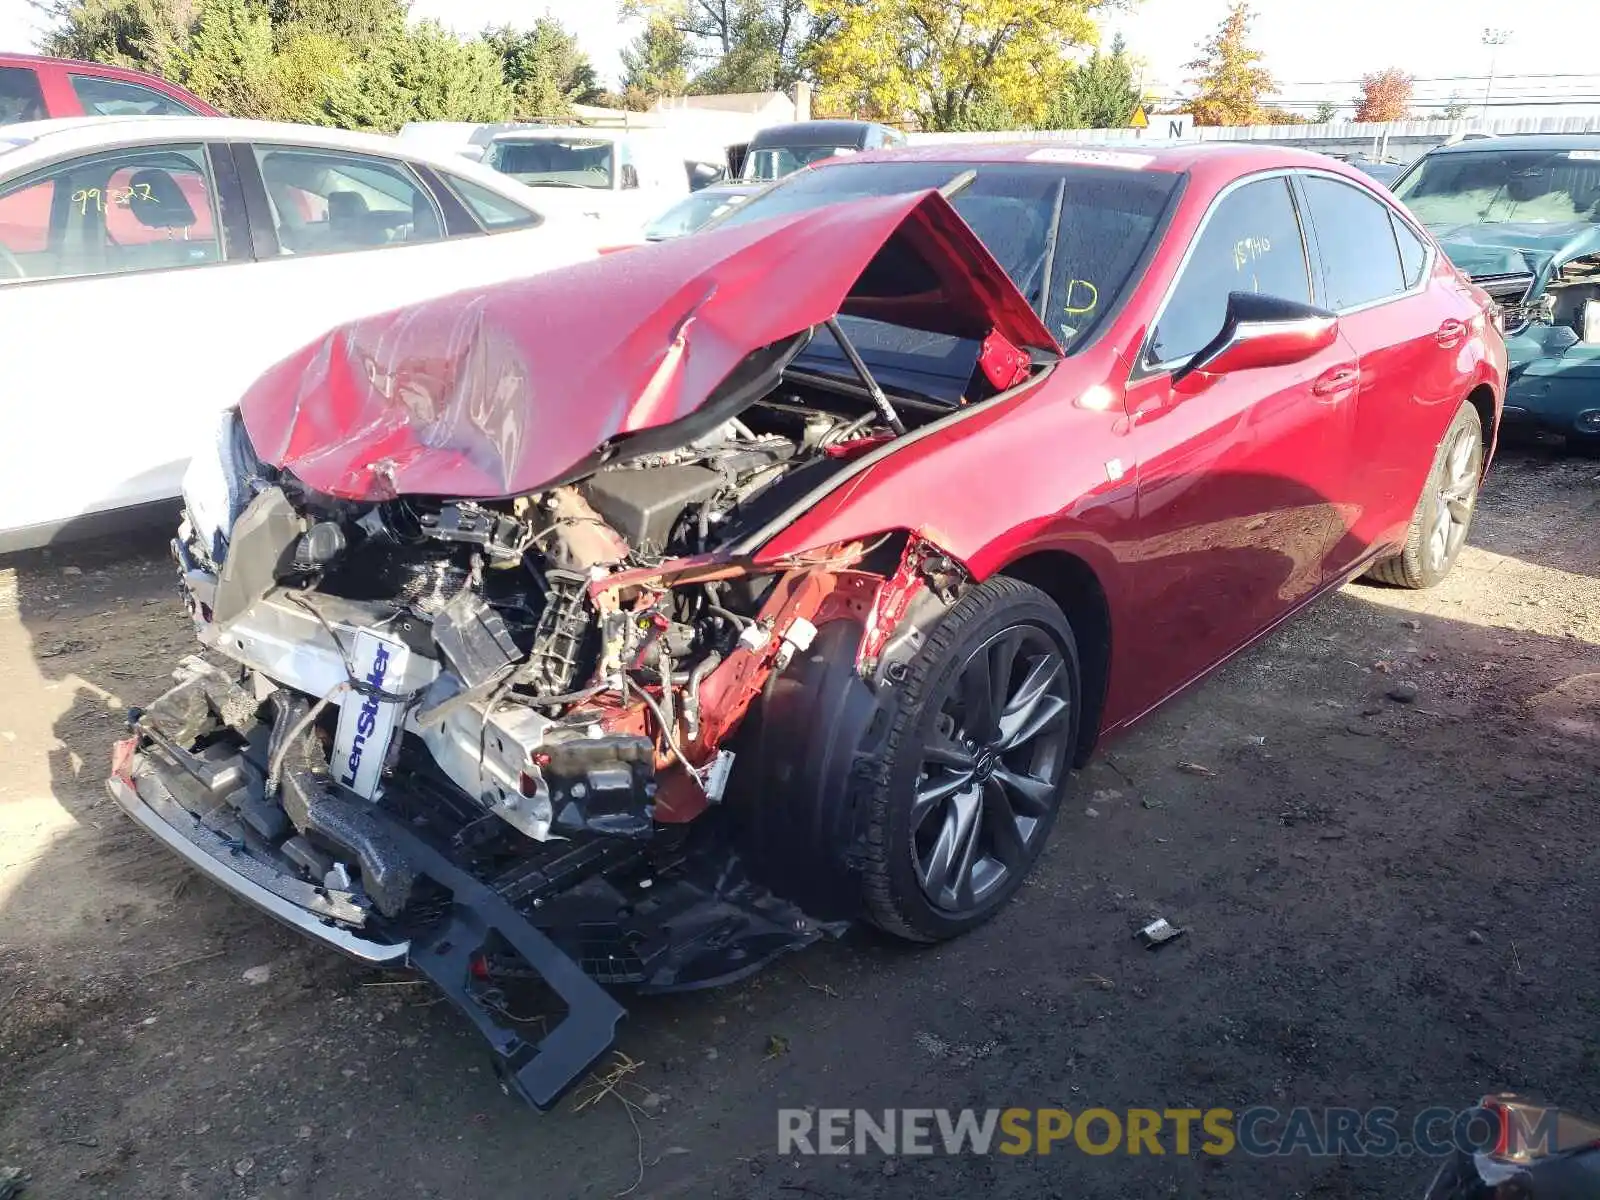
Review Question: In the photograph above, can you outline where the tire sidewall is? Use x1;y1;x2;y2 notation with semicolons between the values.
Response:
878;586;1081;940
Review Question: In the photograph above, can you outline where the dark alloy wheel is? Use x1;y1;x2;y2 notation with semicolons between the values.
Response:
860;576;1082;942
912;625;1072;913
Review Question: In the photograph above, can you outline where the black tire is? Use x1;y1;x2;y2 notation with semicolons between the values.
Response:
1366;401;1483;590
860;576;1080;942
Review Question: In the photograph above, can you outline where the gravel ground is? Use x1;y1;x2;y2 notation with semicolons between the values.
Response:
0;445;1595;1199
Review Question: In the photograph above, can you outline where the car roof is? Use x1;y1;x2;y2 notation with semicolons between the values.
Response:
0;115;538;195
805;139;1379;191
489;126;623;143
753;119;896;142
1425;132;1600;154
1;51;160;76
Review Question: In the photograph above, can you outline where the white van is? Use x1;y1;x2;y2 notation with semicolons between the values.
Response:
480;127;690;242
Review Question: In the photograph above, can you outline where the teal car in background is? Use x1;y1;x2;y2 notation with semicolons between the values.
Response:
1394;134;1600;448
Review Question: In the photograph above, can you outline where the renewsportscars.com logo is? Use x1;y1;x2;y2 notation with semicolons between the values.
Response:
778;1105;1555;1158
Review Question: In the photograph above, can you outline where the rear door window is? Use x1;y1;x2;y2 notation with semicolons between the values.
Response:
1301;175;1407;310
251;145;447;255
1150;176;1311;366
68;73;201;117
0;142;221;283
0;66;46;126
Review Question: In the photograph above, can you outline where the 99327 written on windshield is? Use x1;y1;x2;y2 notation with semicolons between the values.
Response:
72;183;156;216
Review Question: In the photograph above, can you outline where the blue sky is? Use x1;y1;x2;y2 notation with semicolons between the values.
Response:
4;0;1597;115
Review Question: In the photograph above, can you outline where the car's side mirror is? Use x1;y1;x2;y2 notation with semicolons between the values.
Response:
1174;292;1339;388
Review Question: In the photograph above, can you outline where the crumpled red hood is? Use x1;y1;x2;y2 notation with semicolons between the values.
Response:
239;189;1060;501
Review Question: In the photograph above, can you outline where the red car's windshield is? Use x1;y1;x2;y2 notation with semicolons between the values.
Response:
714;159;1181;352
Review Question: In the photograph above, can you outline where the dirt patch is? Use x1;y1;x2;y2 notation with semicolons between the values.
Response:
0;450;1596;1199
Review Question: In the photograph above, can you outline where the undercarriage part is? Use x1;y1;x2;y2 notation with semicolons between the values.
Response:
580;462;721;550
419;696;558;840
542;733;657;838
292;521;346;572
392;555;471;620
431;590;520;690
140;655;259;745
212;486;303;626
524;569;592;697
418;500;529;561
529;487;629;571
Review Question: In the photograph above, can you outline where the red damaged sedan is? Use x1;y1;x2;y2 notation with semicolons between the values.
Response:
110;142;1504;1107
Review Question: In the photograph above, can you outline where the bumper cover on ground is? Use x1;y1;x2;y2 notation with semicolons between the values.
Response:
109;749;626;1109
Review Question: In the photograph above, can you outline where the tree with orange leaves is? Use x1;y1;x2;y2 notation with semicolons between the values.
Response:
1354;68;1413;122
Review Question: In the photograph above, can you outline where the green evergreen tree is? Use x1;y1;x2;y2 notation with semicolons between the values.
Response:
179;0;280;119
485;18;601;119
34;0;193;78
619;15;692;109
265;0;405;49
324;20;513;132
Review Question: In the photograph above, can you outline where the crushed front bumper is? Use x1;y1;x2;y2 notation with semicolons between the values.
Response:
108;742;625;1109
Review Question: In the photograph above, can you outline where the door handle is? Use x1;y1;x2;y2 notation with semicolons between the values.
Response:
1436;318;1466;348
1312;364;1360;397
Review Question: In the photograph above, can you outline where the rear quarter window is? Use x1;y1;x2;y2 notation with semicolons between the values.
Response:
1391;213;1428;288
1301;175;1407;309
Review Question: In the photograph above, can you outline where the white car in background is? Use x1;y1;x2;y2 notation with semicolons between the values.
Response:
0;116;607;551
480;127;692;243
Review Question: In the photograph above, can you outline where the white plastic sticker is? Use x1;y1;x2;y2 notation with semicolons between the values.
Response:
704;750;737;804
1026;148;1155;169
331;629;410;799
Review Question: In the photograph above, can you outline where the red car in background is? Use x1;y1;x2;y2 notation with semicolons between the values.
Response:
113;141;1505;1108
0;56;220;250
0;53;219;125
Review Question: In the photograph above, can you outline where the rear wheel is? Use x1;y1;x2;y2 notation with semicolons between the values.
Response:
860;577;1080;942
1367;401;1483;589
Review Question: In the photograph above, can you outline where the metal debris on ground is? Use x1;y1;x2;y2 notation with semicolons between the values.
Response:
1176;761;1216;777
0;1166;25;1200
1136;918;1186;949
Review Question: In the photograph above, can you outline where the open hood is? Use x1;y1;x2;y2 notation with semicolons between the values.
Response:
239;190;1060;502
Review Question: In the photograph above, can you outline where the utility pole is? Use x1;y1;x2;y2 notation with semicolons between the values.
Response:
1480;28;1511;122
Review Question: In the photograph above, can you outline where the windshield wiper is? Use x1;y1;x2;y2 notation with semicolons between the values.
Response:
1033;179;1067;320
940;169;977;200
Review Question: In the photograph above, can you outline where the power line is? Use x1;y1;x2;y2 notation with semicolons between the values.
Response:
1273;72;1600;85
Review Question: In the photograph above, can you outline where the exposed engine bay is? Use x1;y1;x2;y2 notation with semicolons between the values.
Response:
173;383;931;843
1483;255;1600;341
119;361;989;1108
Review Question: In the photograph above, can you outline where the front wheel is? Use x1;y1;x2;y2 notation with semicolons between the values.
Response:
860;577;1080;942
1367;401;1483;589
